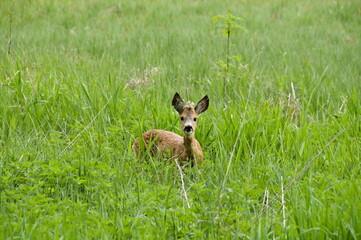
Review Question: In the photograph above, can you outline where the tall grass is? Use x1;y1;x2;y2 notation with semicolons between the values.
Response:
1;0;360;238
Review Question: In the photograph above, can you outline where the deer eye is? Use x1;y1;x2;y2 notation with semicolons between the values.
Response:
180;117;184;121
193;118;197;121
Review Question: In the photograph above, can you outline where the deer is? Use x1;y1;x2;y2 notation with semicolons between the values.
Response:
132;92;209;167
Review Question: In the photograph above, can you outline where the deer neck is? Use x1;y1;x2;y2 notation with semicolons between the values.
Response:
183;134;196;158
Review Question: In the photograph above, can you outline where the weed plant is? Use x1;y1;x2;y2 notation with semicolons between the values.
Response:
1;0;360;239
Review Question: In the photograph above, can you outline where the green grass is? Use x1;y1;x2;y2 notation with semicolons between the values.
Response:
1;0;360;239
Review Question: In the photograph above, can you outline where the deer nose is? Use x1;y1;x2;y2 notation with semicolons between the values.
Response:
184;125;193;133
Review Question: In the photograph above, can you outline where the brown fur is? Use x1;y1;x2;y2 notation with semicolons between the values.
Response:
132;93;209;167
132;129;203;166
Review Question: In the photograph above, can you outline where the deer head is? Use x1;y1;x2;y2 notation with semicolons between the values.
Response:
172;92;209;137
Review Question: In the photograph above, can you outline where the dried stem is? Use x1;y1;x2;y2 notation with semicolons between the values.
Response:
281;176;286;229
262;188;269;217
8;11;13;56
175;159;191;208
223;28;231;99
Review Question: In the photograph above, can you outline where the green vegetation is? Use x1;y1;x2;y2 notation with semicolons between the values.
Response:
1;0;360;238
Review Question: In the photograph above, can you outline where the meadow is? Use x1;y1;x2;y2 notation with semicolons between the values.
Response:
1;0;360;239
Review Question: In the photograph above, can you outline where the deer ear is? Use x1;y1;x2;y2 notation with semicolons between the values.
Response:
195;95;209;114
172;92;184;113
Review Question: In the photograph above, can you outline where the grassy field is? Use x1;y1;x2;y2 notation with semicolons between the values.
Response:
1;0;360;239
